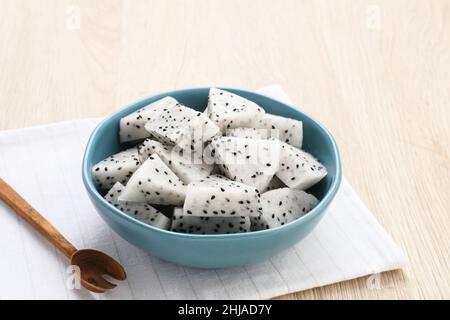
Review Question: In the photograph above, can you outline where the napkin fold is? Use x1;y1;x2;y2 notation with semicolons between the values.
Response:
0;85;406;300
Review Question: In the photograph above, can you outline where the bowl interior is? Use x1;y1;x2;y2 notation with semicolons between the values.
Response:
84;87;340;213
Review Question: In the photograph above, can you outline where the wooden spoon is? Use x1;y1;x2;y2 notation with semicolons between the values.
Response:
0;178;126;293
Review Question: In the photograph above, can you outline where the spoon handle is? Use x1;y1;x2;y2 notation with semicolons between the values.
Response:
0;178;77;259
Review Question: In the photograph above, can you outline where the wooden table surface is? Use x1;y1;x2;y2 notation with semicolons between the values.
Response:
0;0;449;299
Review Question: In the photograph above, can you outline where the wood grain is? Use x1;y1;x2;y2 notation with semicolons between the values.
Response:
0;0;449;299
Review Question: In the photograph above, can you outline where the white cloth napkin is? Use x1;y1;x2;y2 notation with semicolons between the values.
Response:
0;85;406;300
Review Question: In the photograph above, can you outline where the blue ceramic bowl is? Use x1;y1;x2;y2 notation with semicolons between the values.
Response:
82;87;342;268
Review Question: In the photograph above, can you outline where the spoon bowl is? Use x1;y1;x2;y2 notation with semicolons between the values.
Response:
71;249;127;293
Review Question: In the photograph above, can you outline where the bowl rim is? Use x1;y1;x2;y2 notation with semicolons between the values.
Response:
82;87;342;239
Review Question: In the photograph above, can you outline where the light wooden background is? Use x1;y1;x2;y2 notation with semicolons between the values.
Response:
0;0;449;299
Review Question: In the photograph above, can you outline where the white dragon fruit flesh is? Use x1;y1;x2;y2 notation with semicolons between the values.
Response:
257;114;303;148
225;127;268;139
171;208;250;234
258;188;319;229
118;154;186;205
183;175;260;217
144;103;220;151
119;96;178;142
92;88;329;235
205;88;265;132
208;136;281;191
105;182;171;230
92;147;141;191
137;138;171;162
138;138;213;184
276;141;327;190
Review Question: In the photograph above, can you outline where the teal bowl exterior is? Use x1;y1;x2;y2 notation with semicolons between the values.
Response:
82;87;342;268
